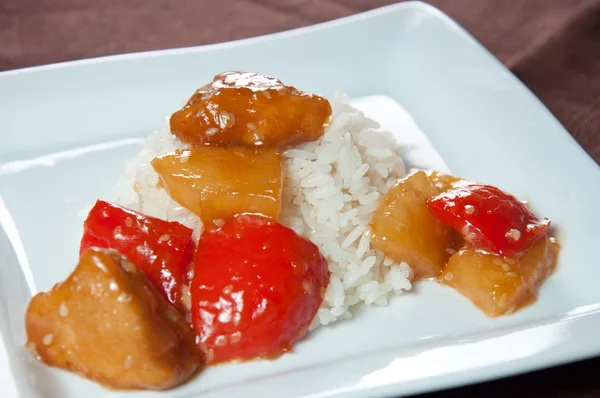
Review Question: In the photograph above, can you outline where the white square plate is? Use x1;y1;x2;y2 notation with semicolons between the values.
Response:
1;2;600;397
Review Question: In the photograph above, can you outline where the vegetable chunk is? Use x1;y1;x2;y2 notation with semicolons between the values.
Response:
170;71;332;148
25;248;202;390
191;215;329;364
80;200;195;306
370;170;454;278
425;170;472;194
428;184;551;256
441;236;559;317
152;147;283;227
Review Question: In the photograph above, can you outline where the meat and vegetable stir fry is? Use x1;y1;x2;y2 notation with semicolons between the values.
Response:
24;71;559;390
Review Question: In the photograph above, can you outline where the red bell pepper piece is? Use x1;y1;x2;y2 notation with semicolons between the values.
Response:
427;184;551;256
80;200;195;306
191;215;329;364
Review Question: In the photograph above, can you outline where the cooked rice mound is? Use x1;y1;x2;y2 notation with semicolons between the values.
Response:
115;91;413;329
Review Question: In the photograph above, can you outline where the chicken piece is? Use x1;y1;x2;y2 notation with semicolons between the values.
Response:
169;71;332;148
370;170;454;278
152;147;283;227
441;236;559;317
25;248;202;390
425;170;473;194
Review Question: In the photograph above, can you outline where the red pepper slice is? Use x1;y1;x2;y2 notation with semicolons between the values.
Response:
191;215;329;364
427;184;551;256
80;200;195;306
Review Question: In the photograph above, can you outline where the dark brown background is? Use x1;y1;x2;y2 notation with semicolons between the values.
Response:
2;0;600;396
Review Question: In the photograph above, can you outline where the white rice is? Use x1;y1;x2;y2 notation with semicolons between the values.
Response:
114;91;414;329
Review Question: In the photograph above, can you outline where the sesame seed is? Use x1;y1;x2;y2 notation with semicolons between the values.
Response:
206;127;219;136
124;217;133;227
506;272;518;278
302;281;313;294
42;333;53;346
504;258;516;265
446;248;456;255
222;285;233;295
502;263;512;272
26;342;40;360
213;219;225;228
117;292;132;303
443;272;453;281
158;234;171;242
498;293;508;308
247;122;257;130
59;302;69;317
123;355;134;370
120;258;136;273
263;91;272;99
233;312;241;326
113;226;122;237
506;305;517;314
215;335;228;347
206;349;215;363
461;225;470;235
181;286;191;310
464;204;475;215
219;111;235;129
230;331;242;344
506;229;521;241
466;232;477;241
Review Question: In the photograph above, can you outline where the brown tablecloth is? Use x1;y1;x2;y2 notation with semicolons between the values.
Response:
1;0;599;396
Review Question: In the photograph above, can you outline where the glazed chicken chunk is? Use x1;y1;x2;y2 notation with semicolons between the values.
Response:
25;248;202;390
169;71;332;148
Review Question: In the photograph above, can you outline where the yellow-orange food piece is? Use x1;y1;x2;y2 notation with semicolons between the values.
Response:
152;147;283;227
425;170;473;194
25;248;202;390
441;236;559;317
169;71;332;148
370;170;454;278
425;170;472;251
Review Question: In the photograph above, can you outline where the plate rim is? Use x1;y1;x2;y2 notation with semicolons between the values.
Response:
0;1;442;77
2;1;600;397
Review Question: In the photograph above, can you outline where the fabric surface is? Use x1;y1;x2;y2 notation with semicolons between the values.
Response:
1;0;600;396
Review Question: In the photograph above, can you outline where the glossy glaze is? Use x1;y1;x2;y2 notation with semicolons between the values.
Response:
151;147;283;227
428;184;551;256
80;200;195;306
25;248;202;390
191;216;329;364
170;71;332;148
